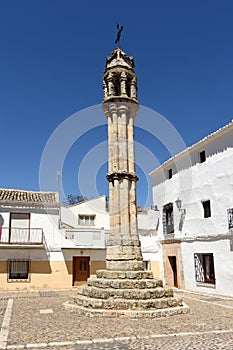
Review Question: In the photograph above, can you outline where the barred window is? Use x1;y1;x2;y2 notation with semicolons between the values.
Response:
8;260;30;282
194;253;215;284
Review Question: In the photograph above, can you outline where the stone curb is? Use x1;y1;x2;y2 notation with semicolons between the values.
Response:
3;329;233;349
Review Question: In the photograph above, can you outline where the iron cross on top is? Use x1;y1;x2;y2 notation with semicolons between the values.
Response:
115;23;123;48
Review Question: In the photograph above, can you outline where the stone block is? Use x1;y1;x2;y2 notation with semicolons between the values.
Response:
69;267;189;318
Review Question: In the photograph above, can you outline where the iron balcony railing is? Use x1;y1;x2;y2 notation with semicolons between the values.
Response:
0;227;44;245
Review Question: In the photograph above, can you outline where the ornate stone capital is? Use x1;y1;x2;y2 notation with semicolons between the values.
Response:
118;105;129;115
106;171;139;183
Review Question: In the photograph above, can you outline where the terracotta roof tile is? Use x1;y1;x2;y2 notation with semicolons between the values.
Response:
0;189;59;205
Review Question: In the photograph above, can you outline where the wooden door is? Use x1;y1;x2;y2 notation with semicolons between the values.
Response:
168;256;178;287
73;256;90;286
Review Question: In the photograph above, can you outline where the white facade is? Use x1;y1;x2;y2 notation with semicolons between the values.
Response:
61;196;109;230
61;197;161;277
137;208;161;274
0;191;108;290
150;120;233;296
0;189;65;290
60;195;109;251
0;190;60;249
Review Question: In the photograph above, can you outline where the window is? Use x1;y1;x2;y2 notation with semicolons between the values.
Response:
202;200;211;218
78;215;95;226
168;168;173;179
199;150;206;163
8;260;30;282
10;213;30;228
194;253;215;284
163;203;174;234
227;208;233;229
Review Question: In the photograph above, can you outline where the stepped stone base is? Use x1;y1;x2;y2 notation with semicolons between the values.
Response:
65;270;190;318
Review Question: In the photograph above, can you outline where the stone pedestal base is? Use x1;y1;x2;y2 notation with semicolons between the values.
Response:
65;270;189;318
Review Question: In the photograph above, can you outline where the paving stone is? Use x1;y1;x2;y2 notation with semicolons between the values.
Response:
0;289;232;349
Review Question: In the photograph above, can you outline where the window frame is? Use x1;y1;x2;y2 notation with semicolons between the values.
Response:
8;259;30;282
202;200;211;218
199;150;206;163
78;214;96;226
168;168;173;179
194;253;215;285
227;208;233;229
163;203;174;234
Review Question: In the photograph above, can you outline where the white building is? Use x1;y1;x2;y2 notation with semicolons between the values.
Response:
60;196;108;286
61;196;161;281
150;120;233;296
0;188;61;290
0;191;160;291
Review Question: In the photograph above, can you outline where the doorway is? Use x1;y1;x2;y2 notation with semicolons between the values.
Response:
73;256;90;286
168;256;178;287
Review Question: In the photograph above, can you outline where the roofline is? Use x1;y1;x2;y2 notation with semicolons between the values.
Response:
0;188;58;194
0;188;59;205
0;200;60;208
62;195;107;208
149;119;233;177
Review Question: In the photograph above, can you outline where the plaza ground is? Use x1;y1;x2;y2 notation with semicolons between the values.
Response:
0;288;233;349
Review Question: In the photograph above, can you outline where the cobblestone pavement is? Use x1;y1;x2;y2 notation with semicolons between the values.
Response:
0;289;233;349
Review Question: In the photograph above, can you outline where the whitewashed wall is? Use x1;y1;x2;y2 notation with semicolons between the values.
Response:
150;124;233;295
0;209;60;250
182;240;233;296
152;147;233;238
61;196;110;229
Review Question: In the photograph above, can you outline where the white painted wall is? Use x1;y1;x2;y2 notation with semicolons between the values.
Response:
0;209;60;250
61;248;106;262
0;248;49;261
151;123;233;187
61;196;110;229
150;123;233;295
152;147;233;238
30;211;60;249
61;228;106;249
137;208;161;265
137;209;159;231
182;239;233;296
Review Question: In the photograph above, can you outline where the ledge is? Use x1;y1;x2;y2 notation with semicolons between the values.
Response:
196;282;216;289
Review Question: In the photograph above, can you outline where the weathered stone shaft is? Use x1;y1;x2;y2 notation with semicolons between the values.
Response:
103;101;143;271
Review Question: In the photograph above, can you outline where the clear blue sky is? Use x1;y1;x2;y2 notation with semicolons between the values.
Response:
1;1;233;208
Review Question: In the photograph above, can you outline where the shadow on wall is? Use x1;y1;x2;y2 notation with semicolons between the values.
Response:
179;212;186;231
30;250;52;274
61;250;74;274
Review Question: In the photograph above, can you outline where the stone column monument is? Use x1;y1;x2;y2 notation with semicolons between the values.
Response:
69;47;189;317
103;49;142;273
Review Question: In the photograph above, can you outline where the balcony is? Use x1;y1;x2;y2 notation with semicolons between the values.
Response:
0;227;45;247
61;228;106;249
